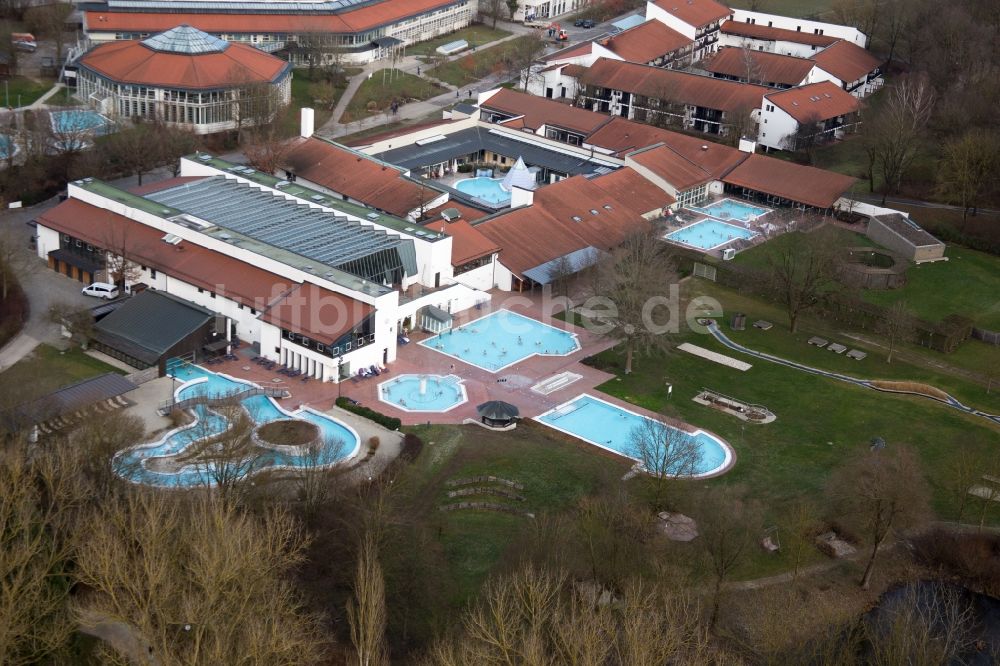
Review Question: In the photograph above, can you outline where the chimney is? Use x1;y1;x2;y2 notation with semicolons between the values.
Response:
300;107;315;139
510;186;534;207
738;137;757;153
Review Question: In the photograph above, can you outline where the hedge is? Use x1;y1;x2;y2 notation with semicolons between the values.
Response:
335;397;401;431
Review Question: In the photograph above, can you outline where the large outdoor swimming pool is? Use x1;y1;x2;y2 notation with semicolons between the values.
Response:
665;219;756;250
378;374;467;412
692;198;770;222
420;309;579;372
50;109;111;135
114;363;359;488
536;394;732;477
455;176;511;205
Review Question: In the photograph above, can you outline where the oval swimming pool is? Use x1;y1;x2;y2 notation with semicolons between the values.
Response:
455;176;511;205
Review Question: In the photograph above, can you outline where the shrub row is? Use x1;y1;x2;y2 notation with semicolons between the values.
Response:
335;397;401;431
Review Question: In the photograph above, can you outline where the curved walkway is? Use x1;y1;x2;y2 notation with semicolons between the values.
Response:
704;321;1000;427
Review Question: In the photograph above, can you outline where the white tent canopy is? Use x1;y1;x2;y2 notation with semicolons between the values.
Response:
501;156;535;192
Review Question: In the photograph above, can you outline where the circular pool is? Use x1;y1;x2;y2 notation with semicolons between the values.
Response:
378;374;467;412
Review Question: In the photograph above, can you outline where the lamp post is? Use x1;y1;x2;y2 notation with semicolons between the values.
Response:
337;356;344;399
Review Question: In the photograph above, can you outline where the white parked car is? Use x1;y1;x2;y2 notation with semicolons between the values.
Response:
81;282;119;299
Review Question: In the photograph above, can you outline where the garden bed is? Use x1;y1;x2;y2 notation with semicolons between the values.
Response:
256;419;320;447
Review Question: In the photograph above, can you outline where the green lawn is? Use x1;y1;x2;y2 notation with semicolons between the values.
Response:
1;344;125;400
732;225;875;270
588;316;1000;578
726;0;835;19
2;76;56;108
341;70;445;123
405;25;511;57
428;35;539;87
862;246;1000;330
280;67;360;136
396;422;629;608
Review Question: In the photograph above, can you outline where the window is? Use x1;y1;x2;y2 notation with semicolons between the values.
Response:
251;308;257;315
238;303;244;310
75;240;82;247
316;343;325;353
198;287;204;293
150;269;157;279
210;291;216;299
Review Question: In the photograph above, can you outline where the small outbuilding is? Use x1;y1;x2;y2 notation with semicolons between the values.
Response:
420;304;453;334
477;400;519;427
866;213;945;263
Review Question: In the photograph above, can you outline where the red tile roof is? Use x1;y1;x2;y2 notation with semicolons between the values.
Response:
722;153;856;208
628;143;714;191
590;167;676;213
78;38;289;90
260;283;373;344
543;41;595;62
703;46;815;86
425;218;500;265
765;80;859;123
586;117;747;177
37;198;290;308
341;118;458;147
811;40;881;83
603;20;692;63
479;88;613;135
423;200;490;223
85;0;463;35
283;137;439;218
720;20;839;47
476;175;650;278
652;0;731;27
582;58;768;113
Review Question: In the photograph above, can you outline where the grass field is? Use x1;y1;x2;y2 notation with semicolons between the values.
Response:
733;226;1000;330
861;246;1000;330
2;76;56;108
280;68;360;136
406;25;511;57
341;70;445;123
2;344;125;399
726;0;836;18
428;35;539;87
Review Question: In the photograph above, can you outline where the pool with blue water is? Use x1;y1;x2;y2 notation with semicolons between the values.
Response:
114;364;359;488
420;309;579;372
378;374;467;412
537;394;731;477
665;219;756;250
692;198;769;222
0;135;17;160
455;176;511;205
50;109;111;135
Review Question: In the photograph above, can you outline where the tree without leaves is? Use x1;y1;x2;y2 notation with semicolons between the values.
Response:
505;0;519;19
0;442;86;665
0;222;36;301
863;75;935;205
935;128;1000;227
73;492;327;665
190;400;263;506
586;229;677;374
696;485;763;629
766;230;841;333
827;443;931;589
348;530;389;666
628;416;701;510
479;0;506;28
942;445;984;524
788;110;824;164
831;0;880;46
877;300;915;364
783;497;820;583
23;2;72;62
575;492;652;589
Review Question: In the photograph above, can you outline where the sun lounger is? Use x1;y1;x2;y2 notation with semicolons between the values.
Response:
827;343;848;354
846;349;867;360
807;337;829;347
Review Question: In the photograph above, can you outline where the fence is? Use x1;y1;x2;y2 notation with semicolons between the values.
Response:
157;386;288;415
124;366;159;386
972;328;1000;346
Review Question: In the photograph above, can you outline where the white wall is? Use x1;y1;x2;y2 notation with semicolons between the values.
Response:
451;259;496;291
756;101;799;150
729;9;867;47
646;1;697;39
493;261;516;291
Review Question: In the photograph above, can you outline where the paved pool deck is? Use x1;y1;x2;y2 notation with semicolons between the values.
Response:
199;291;689;430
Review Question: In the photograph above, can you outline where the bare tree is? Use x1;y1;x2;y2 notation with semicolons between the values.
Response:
827;443;931;589
726;104;759;147
575;492;651;589
244;126;292;174
347;530;389;666
696;485;763;629
831;0;880;45
0;442;85;665
936;128;1000;227
767;230;841;333
783;497;819;583
480;0;507;28
788;110;824;164
877;300;915;363
189;401;263;506
101;222;145;290
628;417;701;509
23;2;72;62
863;75;936;204
863;583;976;666
942;445;984;523
0;222;35;300
64;410;145;496
295;436;345;523
587;230;677;374
73;492;327;664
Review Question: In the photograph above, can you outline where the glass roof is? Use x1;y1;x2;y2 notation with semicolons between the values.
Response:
142;25;230;54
